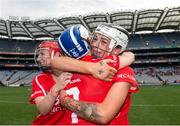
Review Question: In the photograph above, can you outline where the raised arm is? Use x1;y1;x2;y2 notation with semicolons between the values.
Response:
50;56;117;81
90;51;135;81
118;51;135;69
50;51;134;82
59;82;130;124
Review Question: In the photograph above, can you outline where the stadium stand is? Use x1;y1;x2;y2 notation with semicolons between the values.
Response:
134;66;180;85
0;7;180;86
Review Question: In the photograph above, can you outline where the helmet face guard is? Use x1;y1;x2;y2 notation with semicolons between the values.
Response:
90;33;112;58
34;41;61;72
91;23;129;58
34;48;51;72
58;25;90;59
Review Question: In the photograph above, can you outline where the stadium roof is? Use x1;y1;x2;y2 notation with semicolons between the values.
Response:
0;7;180;40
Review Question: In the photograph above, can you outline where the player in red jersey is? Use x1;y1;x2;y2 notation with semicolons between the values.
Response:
50;24;138;125
29;41;73;125
29;40;120;125
52;25;134;81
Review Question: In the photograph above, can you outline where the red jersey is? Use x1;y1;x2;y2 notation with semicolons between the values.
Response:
29;72;65;125
61;55;139;125
109;66;138;125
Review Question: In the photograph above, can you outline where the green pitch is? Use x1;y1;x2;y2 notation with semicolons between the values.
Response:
129;85;180;125
0;85;180;125
0;87;36;125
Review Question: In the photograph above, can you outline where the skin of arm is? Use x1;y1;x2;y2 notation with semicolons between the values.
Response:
35;89;57;116
118;51;135;69
50;56;117;81
50;52;134;81
97;51;135;81
60;82;130;124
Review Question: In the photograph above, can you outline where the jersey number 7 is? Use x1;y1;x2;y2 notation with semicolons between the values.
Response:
66;87;80;124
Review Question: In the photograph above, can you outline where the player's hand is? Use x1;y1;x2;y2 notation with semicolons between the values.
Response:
53;72;72;92
59;90;68;105
57;72;72;89
90;59;117;81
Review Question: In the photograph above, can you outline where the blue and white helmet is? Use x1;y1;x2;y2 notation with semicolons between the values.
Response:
58;25;90;59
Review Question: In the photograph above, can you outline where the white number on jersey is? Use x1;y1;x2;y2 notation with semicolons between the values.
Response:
66;87;80;123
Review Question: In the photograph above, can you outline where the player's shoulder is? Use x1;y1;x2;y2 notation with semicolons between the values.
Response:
81;55;93;61
118;66;134;74
103;55;120;68
119;66;134;72
114;66;137;85
32;72;51;82
104;55;119;60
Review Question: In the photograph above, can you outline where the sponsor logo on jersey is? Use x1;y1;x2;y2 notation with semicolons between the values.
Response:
69;78;81;84
117;73;135;81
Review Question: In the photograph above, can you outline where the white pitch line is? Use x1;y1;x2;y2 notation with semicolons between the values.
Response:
0;100;28;104
132;104;180;107
0;100;180;107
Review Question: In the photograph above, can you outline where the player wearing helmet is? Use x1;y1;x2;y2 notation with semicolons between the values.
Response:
90;23;129;58
29;41;72;125
50;24;138;125
53;25;134;81
58;25;90;59
29;40;116;125
34;41;62;72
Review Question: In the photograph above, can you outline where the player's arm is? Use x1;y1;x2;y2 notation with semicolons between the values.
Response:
118;51;135;69
34;72;71;115
60;82;130;124
34;91;57;116
100;51;135;70
91;51;134;81
50;56;117;81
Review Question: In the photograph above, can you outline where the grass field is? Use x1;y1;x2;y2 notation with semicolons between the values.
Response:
0;85;180;125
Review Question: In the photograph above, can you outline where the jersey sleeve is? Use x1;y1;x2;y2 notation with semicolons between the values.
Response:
113;67;139;93
104;55;120;70
29;75;46;104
